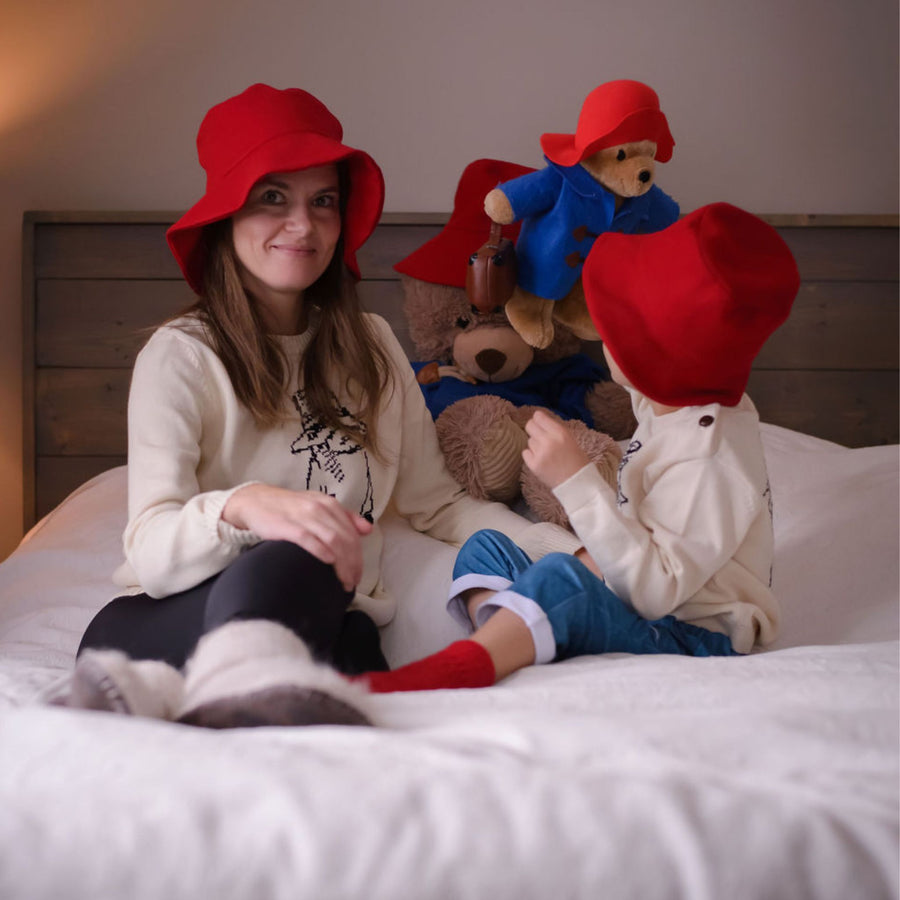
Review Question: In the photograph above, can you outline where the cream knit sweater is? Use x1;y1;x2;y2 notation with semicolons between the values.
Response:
554;391;780;654
113;314;579;625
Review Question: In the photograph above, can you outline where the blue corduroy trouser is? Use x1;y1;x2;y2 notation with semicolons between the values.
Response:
449;529;739;664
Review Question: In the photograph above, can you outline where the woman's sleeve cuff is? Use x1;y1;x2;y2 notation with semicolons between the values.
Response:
210;482;263;546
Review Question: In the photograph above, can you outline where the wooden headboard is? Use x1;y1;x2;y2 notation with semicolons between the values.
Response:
22;211;899;528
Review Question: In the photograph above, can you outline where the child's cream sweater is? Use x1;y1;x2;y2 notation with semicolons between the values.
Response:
554;391;779;653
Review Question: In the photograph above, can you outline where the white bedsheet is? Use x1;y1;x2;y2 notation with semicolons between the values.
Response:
0;424;897;900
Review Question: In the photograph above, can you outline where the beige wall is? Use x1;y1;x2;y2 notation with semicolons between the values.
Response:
2;0;898;559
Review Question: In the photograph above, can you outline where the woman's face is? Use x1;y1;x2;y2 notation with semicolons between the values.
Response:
231;165;341;324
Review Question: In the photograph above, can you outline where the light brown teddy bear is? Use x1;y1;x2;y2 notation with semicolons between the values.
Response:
483;80;680;349
394;159;636;527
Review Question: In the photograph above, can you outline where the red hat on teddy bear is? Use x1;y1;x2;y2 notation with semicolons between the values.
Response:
541;80;675;167
394;158;534;288
582;203;799;407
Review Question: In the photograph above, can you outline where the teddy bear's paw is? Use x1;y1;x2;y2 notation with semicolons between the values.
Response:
477;415;529;502
435;395;525;502
436;364;478;384
505;291;555;349
520;420;623;527
484;188;515;225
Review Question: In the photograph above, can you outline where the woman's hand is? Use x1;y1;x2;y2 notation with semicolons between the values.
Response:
522;410;591;490
222;484;372;591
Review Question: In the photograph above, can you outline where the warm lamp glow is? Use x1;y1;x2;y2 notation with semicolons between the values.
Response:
0;1;162;135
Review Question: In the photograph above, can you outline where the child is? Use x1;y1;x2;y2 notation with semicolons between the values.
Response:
62;84;581;726
362;202;800;692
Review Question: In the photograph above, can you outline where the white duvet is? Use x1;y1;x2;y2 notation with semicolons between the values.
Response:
0;424;897;900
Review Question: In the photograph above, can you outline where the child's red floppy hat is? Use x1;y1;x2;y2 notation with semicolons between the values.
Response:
582;203;800;407
393;158;534;288
541;80;675;167
167;83;384;294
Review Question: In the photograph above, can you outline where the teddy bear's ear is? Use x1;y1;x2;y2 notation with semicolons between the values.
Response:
400;274;471;361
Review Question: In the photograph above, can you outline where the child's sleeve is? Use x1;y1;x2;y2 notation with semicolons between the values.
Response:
553;458;763;619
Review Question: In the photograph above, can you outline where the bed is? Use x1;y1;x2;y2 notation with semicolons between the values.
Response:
2;212;898;900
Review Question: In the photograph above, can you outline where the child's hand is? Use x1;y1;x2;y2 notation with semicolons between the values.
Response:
522;410;591;490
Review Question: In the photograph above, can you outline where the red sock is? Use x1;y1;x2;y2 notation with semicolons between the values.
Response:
358;641;495;693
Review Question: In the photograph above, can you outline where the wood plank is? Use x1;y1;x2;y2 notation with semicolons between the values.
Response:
484;340;899;445
33;276;899;372
748;369;899;447
23;213;900;533
579;282;900;372
29;280;413;454
31;218;898;283
754;281;899;370
379;212;449;226
34;223;180;279
27;210;895;228
36;279;196;366
35;278;411;367
33;219;445;282
25;211;181;225
776;227;899;281
764;214;899;228
21;214;37;531
35;369;130;456
356;224;443;279
34;457;126;525
26;210;449;226
31;368;896;495
358;279;413;356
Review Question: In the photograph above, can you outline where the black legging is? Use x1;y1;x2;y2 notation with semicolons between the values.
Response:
78;540;389;675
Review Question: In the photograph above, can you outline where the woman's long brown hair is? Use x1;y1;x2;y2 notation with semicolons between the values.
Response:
181;184;394;455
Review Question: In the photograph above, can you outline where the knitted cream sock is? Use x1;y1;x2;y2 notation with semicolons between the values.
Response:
360;640;495;693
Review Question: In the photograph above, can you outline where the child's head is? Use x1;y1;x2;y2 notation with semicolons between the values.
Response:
167;84;384;296
582;203;799;407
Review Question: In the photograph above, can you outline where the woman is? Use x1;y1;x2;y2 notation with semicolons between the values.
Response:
66;83;580;727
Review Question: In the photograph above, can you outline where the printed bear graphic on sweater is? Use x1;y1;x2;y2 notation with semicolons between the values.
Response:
290;389;375;521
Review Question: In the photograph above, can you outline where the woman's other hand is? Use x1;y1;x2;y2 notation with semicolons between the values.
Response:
222;484;372;591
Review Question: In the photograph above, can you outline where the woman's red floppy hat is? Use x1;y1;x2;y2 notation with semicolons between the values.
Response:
167;83;384;294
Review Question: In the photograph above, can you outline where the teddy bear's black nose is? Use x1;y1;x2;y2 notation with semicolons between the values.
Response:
638;170;651;183
475;349;507;375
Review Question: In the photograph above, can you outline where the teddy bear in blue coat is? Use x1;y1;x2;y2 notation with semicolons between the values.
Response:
485;80;679;349
394;158;634;526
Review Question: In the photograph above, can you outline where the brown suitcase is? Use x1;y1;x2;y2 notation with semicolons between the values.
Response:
465;221;518;314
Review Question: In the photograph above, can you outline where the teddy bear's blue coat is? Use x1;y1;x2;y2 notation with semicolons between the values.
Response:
412;353;611;427
500;160;679;301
